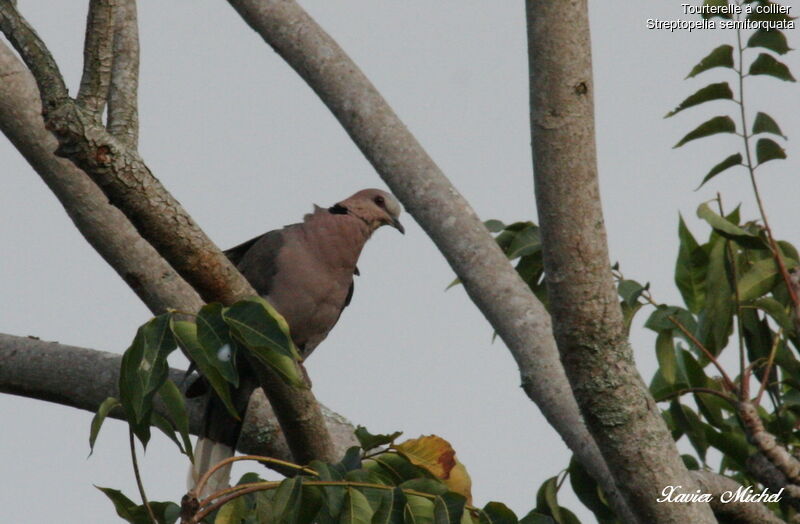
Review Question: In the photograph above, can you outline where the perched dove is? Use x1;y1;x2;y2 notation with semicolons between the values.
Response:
190;188;404;495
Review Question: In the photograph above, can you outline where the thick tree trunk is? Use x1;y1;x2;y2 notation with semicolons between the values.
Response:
526;2;715;522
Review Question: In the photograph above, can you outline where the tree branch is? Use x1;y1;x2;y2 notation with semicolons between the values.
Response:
690;470;786;524
0;3;336;465
106;0;139;147
526;1;714;522
0;40;201;315
0;333;357;459
226;1;636;521
76;0;115;116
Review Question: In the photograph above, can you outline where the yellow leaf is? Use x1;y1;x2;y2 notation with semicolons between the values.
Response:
394;435;456;479
446;459;473;505
394;435;472;503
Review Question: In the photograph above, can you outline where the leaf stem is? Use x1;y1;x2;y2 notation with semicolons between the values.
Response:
735;5;799;309
642;291;736;392
716;194;747;400
755;328;783;406
193;454;317;498
129;428;157;524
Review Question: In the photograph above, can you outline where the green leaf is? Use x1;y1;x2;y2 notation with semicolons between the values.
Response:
518;512;555;524
673;116;736;148
749;53;796;82
223;297;304;387
675;216;708;312
686;45;734;78
666;82;733;118
224;297;298;358
739;256;798;301
617;279;645;307
89;397;120;455
158;380;193;460
755;138;787;165
535;477;560;521
696;203;766;249
645;305;696;334
567;456;615;523
752;112;786;138
355;426;403;452
480;502;518;524
366;453;428;485
197;303;239;387
754;297;795;334
119;314;176;444
340;488;375;524
748;29;791;55
434;493;466;524
696;153;742;189
298;485;324;524
670;402;709;461
400;479;448;497
151;412;184;453
506;225;541;259
96;487;180;524
96;487;139;522
215;495;248;524
272;477;303;523
484;219;506;233
405;494;435;524
171;319;239;420
705;426;751;471
696;239;733;355
656;332;679;385
681;454;700;470
372;487;407;524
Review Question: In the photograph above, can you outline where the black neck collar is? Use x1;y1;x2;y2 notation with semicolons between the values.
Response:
328;203;348;215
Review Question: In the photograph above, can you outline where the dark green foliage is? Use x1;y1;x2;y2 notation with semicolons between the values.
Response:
750;52;796;81
673;116;736;148
685;45;734;78
665;82;733;118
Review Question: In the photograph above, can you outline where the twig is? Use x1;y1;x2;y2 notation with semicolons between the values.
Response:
107;0;139;147
193;454;317;498
659;387;737;408
716;194;748;399
129;428;157;524
735;16;799;310
0;2;69;110
755;328;783;406
76;0;115;115
642;291;736;392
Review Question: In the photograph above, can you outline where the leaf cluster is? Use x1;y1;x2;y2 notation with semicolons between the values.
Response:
90;296;301;454
667;1;794;189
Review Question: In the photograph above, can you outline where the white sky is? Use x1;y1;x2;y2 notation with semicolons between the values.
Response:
1;2;798;523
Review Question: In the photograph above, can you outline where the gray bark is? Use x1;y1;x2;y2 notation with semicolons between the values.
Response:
107;0;140;148
0;40;202;316
0;3;337;465
526;1;715;522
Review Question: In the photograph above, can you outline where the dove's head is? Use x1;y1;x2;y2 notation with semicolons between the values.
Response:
336;189;405;234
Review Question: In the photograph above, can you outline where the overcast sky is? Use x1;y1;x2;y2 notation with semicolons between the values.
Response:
1;2;798;523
